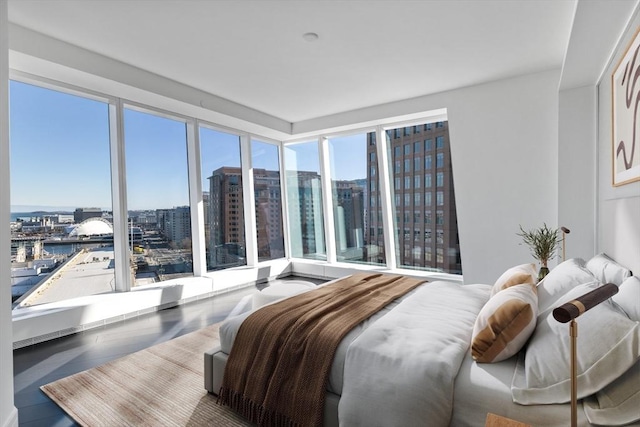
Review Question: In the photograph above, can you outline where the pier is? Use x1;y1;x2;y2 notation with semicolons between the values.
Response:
11;236;114;244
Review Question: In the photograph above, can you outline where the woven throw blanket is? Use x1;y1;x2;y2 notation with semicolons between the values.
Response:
218;272;426;427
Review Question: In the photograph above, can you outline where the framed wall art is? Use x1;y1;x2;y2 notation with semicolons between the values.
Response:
612;26;640;186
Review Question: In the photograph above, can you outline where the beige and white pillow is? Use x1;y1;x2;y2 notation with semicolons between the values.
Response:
472;283;538;363
512;281;640;405
491;263;537;297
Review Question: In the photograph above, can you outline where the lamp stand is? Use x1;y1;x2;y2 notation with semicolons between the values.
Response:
570;319;578;427
553;282;617;427
561;226;570;262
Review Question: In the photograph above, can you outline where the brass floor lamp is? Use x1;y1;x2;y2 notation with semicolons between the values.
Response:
553;283;618;427
561;226;570;261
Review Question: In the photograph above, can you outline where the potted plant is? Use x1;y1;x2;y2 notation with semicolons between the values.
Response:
517;223;560;281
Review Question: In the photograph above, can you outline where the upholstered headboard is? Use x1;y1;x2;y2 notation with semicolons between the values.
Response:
600;197;640;275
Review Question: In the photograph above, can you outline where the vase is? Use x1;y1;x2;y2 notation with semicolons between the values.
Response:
538;266;549;282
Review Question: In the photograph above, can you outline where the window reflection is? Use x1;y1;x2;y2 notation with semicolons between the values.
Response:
329;132;384;265
284;141;326;260
252;140;285;261
200;127;247;271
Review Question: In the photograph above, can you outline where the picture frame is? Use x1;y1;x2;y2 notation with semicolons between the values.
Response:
611;26;640;186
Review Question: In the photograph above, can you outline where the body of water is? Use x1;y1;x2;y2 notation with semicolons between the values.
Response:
10;211;73;221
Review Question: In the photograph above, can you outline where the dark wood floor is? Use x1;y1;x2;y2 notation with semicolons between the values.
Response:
13;277;324;427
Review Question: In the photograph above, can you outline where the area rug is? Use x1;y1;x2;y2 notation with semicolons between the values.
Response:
41;323;252;426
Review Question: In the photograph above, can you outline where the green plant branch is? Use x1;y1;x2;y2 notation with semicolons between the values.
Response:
517;223;560;267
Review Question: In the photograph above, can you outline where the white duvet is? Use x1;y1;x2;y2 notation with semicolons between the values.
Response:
220;279;491;427
338;281;489;427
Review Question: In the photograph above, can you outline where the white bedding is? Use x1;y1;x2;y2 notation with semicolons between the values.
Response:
452;353;594;426
338;281;489;427
218;276;640;426
220;279;491;426
219;278;433;395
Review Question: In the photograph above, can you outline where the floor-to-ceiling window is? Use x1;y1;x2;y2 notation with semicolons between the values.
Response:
7;78;463;306
124;107;193;283
385;121;461;274
251;139;285;261
9;81;116;305
199;126;247;271
329;132;384;265
7;71;467;350
283;140;326;260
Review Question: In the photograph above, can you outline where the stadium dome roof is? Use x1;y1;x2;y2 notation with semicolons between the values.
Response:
68;217;113;237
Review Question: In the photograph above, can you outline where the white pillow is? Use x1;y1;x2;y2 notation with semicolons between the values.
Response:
612;276;640;321
471;283;538;363
536;258;594;314
586;253;632;286
490;263;537;297
512;281;640;405
583;360;640;426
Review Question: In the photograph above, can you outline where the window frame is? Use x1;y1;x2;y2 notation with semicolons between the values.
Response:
9;71;459;298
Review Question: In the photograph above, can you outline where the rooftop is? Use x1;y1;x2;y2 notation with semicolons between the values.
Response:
17;247;115;306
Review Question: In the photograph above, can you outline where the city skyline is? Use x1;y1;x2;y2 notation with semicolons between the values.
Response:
9;78;460;278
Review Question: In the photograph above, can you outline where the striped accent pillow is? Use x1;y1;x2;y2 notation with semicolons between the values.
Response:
472;283;538;363
491;263;537;296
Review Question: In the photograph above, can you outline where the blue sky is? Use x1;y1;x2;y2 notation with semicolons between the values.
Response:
200;127;242;177
9;80;367;212
327;134;367;180
284;141;321;173
282;134;368;181
124;108;190;210
9;81;113;211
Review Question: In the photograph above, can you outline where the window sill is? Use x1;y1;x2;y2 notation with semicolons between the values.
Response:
12;258;293;349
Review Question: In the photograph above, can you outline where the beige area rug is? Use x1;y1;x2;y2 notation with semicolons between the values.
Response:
41;323;252;426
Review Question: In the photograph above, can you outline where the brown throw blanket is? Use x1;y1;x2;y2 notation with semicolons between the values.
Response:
218;272;426;427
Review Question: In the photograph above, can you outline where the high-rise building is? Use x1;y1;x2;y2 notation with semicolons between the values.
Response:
253;168;285;260
207;167;245;269
207;166;285;268
367;122;461;274
333;179;366;260
73;207;102;223
156;206;191;246
202;191;210;243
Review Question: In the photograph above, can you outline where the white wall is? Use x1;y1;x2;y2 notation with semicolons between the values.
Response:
447;71;560;284
558;86;597;261
555;0;639;275
597;7;640;274
0;0;18;425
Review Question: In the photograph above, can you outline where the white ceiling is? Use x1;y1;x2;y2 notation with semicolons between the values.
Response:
8;0;577;124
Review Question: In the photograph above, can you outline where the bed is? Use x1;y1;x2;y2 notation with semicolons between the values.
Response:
204;255;640;427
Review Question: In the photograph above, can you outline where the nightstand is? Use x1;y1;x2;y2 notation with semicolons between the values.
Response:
485;413;532;427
